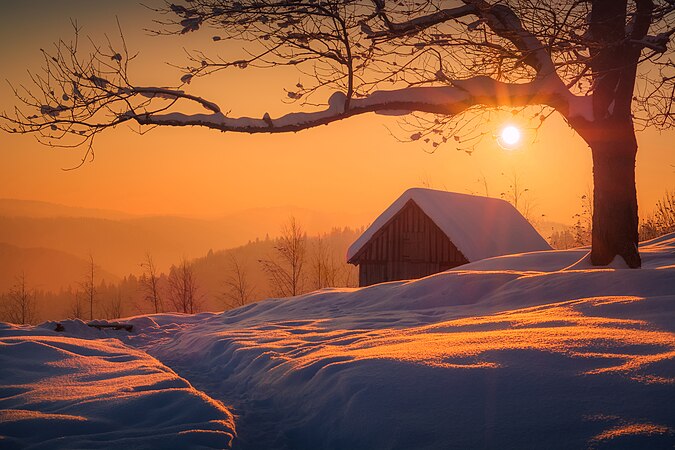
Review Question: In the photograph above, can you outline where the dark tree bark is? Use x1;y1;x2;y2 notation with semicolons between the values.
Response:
588;120;641;267
579;0;649;267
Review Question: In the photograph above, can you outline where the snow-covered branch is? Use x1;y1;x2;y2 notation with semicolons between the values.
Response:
132;88;221;113
133;74;585;133
6;0;675;148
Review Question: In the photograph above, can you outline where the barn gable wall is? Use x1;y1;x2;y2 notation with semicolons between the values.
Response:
351;200;468;286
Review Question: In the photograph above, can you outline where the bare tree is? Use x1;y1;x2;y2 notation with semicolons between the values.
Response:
500;172;536;222
103;287;124;319
477;173;491;198
309;235;342;290
140;253;163;314
549;228;576;250
260;217;307;297
80;254;97;320
70;290;85;319
310;236;330;290
4;1;675;267
1;273;38;325
572;187;594;246
167;257;201;314
221;252;256;309
653;190;675;232
340;263;359;288
639;189;675;240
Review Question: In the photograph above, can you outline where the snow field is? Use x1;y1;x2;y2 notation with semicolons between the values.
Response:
0;326;235;449
1;233;673;449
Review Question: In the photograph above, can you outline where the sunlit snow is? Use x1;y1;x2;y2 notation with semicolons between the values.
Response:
1;234;674;449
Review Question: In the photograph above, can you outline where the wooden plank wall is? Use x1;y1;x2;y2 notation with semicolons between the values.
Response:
354;200;469;286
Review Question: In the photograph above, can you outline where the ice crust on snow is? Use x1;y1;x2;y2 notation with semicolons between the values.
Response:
1;234;674;449
347;187;552;262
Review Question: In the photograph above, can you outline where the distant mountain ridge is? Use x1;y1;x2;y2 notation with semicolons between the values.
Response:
0;198;135;220
0;242;119;292
0;199;371;289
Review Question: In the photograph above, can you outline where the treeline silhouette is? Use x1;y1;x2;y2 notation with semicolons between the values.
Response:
3;189;672;324
0;224;363;324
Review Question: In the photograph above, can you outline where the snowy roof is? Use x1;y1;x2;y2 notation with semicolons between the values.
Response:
347;188;551;263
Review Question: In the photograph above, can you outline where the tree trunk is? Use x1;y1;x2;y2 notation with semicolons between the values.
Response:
589;120;641;268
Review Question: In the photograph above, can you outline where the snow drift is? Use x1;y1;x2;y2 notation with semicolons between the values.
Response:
1;234;674;449
0;321;235;449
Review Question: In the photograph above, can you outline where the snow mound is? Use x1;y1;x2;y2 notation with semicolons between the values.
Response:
0;328;235;449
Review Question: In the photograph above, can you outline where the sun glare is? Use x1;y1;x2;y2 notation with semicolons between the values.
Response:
498;125;522;149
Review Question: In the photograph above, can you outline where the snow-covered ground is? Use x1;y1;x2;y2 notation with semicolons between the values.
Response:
0;320;235;449
2;234;674;449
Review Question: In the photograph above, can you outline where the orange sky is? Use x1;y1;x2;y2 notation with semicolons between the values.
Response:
1;1;673;227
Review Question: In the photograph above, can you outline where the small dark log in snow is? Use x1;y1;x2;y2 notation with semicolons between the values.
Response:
87;322;133;332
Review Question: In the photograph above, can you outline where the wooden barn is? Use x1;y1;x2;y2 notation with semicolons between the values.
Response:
347;188;551;287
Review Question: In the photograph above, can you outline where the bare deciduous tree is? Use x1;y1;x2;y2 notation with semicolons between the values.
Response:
103;287;124;319
69;289;85;319
639;189;675;240
167;257;201;314
80;254;97;320
500;172;536;222
1;273;38;325
310;236;331;290
309;235;343;290
340;263;359;288
572;188;594;246
477;174;491;198
549;228;576;250
140;253;163;314
4;1;675;267
261;217;307;297
221;252;256;309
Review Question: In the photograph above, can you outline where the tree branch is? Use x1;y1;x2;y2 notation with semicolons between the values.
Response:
133;74;584;133
365;4;477;38
132;87;221;113
366;0;556;76
466;0;556;75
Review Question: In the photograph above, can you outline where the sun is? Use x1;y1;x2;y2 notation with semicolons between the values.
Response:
498;125;522;149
